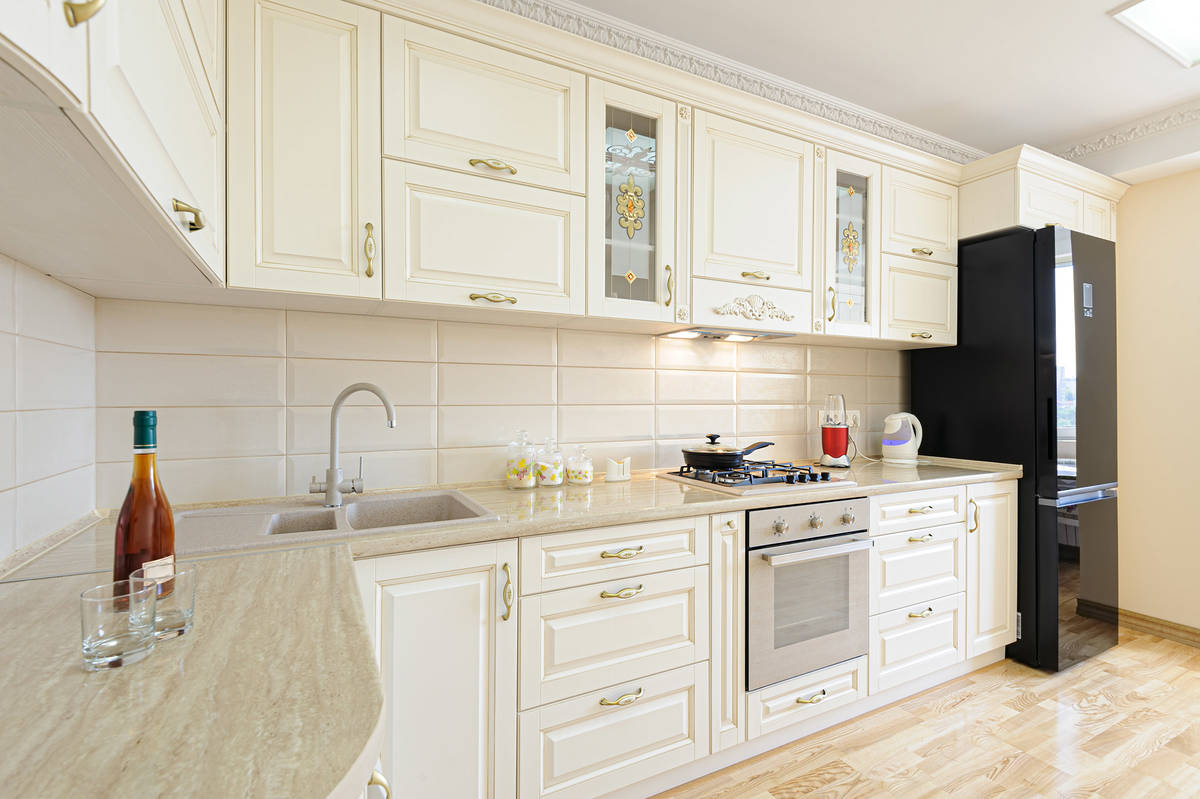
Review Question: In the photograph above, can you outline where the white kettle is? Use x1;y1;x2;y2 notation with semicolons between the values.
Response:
881;412;922;464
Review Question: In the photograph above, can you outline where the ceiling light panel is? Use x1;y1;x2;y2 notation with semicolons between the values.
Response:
1112;0;1200;68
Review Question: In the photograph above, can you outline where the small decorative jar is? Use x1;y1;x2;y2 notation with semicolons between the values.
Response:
535;438;564;486
505;429;536;490
566;446;594;486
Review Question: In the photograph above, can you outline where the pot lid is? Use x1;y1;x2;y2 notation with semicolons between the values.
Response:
681;434;743;454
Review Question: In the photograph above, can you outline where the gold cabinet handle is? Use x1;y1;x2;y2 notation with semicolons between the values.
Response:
363;222;377;278
469;157;517;175
908;533;935;543
795;689;826;705
741;270;770;280
909;607;935;619
171;198;204;232
827;286;836;322
500;563;514;622
367;770;392;799
911;247;934;256
469;292;517;305
599;687;643;707
665;264;674;307
600;584;643;600
63;0;105;26
911;332;934;340
907;505;935;514
724;519;737;530
968;498;979;533
600;545;643;560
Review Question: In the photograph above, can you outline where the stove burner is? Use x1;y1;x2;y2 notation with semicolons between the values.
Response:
669;460;832;488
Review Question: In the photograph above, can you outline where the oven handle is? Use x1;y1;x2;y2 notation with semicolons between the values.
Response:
761;538;873;567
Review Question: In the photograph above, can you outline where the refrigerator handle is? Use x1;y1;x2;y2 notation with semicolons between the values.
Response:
1046;397;1055;461
1038;487;1117;508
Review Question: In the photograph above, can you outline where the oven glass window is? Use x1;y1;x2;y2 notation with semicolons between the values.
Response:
772;555;850;648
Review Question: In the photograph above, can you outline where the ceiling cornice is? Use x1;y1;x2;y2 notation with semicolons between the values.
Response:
1056;97;1200;161
474;0;988;164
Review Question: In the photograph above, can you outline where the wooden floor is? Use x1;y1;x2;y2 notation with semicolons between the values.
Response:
657;564;1200;798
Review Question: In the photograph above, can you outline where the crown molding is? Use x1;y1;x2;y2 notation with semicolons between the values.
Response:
1055;97;1200;161
473;0;988;165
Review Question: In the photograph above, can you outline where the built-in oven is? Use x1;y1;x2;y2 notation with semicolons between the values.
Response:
746;497;872;691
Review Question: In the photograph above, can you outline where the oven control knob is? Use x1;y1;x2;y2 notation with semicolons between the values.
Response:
772;519;790;536
809;514;824;529
841;509;856;525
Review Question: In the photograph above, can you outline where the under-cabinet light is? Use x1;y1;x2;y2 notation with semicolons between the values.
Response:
1112;0;1200;67
657;327;791;342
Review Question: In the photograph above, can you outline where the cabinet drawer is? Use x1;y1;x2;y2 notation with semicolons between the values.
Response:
520;516;708;594
383;18;585;193
746;656;866;740
881;167;957;265
870;524;965;614
519;566;708;709
691;277;813;334
881;255;957;345
518;663;708;799
869;592;965;694
870;486;965;535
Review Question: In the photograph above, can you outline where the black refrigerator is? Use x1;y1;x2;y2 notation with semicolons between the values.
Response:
911;225;1118;671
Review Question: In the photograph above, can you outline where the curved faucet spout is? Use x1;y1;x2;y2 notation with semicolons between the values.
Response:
315;382;398;507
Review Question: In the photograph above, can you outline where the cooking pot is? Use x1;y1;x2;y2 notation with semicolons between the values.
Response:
682;434;774;470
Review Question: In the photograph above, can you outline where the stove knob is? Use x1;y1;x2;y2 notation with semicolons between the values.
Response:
772;518;790;536
809;514;824;529
820;471;832;481
841;509;856;525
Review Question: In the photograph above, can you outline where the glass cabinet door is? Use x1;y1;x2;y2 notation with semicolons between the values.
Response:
587;79;675;321
824;151;880;337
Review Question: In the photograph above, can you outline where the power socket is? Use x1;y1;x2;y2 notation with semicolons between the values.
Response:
846;410;862;429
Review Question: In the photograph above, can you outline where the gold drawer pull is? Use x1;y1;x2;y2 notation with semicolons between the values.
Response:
911;331;934;340
741;270;770;280
600;545;643;560
907;505;935;514
600;584;643;600
909;607;934;618
363;222;377;278
469;292;517;305
500;563;514;622
968;498;979;533
908;533;935;543
63;0;105;26
665;264;674;307
911;247;934;256
724;519;737;530
469;157;517;175
172;198;204;232
367;769;392;799
827;286;836;322
599;687;643;707
795;689;826;705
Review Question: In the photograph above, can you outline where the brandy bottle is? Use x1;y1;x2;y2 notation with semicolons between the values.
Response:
113;410;175;582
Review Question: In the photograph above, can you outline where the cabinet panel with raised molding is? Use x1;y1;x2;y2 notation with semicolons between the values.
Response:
882;254;957;345
882;167;957;264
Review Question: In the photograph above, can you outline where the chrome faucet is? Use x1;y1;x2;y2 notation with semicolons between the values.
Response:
310;382;398;507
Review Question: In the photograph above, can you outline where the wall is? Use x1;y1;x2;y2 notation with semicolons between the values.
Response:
93;299;908;508
1115;167;1200;629
0;254;96;559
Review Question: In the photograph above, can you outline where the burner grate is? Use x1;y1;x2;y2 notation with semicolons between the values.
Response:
672;460;833;487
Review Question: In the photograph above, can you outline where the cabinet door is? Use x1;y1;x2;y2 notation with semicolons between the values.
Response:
1018;170;1083;231
228;0;381;297
89;0;223;278
0;0;88;104
383;160;585;313
1083;193;1115;241
822;150;881;338
881;254;957;345
180;0;223;113
966;481;1018;657
710;513;744;752
692;110;814;291
868;592;965;694
359;540;518;799
382;17;584;193
586;79;676;321
881;167;957;264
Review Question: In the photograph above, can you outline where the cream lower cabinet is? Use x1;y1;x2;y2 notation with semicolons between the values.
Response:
0;0;87;103
869;523;965;615
868;592;965;694
710;513;744;752
746;656;866;740
881;254;958;345
356;540;518;799
966;481;1018;657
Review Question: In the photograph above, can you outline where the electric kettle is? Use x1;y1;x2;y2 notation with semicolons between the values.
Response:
881;412;922;464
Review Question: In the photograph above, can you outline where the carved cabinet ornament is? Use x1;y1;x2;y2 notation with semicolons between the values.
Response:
712;294;794;322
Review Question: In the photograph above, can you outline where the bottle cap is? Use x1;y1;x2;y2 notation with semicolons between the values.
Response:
133;410;157;450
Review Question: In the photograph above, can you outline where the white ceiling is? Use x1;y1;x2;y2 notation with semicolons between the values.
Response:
569;0;1200;159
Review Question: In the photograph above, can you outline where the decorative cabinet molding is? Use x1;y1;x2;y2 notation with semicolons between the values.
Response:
691;278;812;334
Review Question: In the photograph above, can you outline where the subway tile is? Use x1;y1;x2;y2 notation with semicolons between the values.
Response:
438;321;556;365
559;405;654;443
655;370;736;404
737;404;807;436
807;374;867;406
97;353;282;407
15;408;94;484
15;465;94;548
15;265;94;350
0;254;14;334
96;457;284;508
0;414;13;489
285;449;435;495
558;330;653;368
655;405;735;439
96;300;284;356
856;431;883;457
867;376;906;404
735;343;807;373
0;333;13;410
286;406;435;453
807;346;868;375
569;440;655;472
0;489;13;559
733;435;809;463
655;337;736;371
286;311;435;361
96;407;286;462
737;372;806;404
867;349;906;377
437;447;507;484
558;367;653;405
438;406;555;448
16;338;94;410
438;364;556;405
866;404;905;433
286;359;434;406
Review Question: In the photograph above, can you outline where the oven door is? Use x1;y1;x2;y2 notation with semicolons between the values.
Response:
747;534;871;691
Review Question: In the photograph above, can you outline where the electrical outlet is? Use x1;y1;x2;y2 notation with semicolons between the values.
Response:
846;410;862;429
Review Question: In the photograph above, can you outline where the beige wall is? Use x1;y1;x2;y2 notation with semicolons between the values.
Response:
1116;167;1200;629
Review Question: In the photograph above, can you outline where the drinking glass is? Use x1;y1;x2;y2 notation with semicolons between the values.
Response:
79;578;157;671
131;563;197;639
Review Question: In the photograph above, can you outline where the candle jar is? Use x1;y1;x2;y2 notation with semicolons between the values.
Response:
566;446;594;486
505;429;536;490
535;438;564;487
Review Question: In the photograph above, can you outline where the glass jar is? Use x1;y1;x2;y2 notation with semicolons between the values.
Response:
505;429;536;490
535;438;564;487
566;446;594;486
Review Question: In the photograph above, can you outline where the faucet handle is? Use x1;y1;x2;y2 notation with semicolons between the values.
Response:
349;456;365;494
308;475;326;495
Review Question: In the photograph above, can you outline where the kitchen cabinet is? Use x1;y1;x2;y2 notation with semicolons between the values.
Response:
586;79;677;321
966;481;1018;658
710;513;744;752
0;0;88;103
821;150;881;338
690;276;813;334
356;540;518;799
881;254;958;345
881;167;958;265
227;0;381;297
746;656;866;740
1083;193;1116;240
868;592;965;693
869;523;965;615
89;0;224;277
870;485;966;536
1018;170;1084;231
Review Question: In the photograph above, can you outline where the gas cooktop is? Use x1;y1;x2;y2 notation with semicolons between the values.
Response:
657;460;856;495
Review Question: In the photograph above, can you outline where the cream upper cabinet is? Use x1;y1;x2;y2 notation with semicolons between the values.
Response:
1083;193;1116;241
882;254;958;345
586;79;676;321
357;540;518;799
822;150;881;338
0;0;88;104
881;167;958;265
966;481;1018;658
692;110;814;291
89;0;223;279
228;0;381;297
1018;170;1084;231
180;0;223;114
382;18;584;193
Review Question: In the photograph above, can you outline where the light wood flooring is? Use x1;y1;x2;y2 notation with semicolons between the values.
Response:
657;565;1200;798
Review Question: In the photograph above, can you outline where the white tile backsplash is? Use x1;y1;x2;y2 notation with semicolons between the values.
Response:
437;405;555;448
96;457;285;508
655;370;736;404
286;358;435;406
558;330;654;368
16;465;94;549
286;311;436;361
736;404;807;436
285;449;436;495
735;342;807;373
0;489;13;558
0;254;15;334
287;405;436;453
97;300;284;356
17;338;93;410
15;408;94;484
0;413;14;489
807;346;868;375
438;322;556;365
0;333;14;411
736;372;806;404
558;367;654;405
655;337;736;371
437;364;556;405
97;353;282;407
16;266;94;350
559;405;655;443
97;407;286;462
655;405;736;439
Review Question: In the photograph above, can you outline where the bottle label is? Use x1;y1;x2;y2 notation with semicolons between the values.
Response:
132;447;157;453
140;553;175;580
